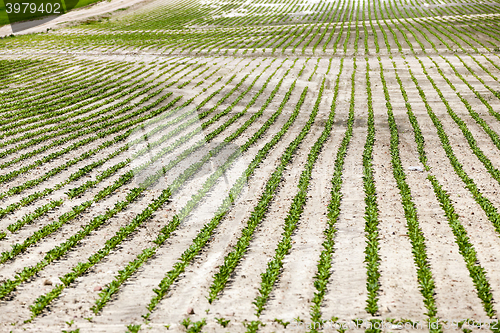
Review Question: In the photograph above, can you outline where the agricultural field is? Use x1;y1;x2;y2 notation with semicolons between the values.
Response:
1;0;500;331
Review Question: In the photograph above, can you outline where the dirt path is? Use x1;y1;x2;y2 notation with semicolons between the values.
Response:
0;0;147;37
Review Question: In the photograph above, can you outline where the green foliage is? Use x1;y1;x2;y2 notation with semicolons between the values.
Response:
273;318;290;328
215;317;230;328
243;320;265;333
126;324;141;333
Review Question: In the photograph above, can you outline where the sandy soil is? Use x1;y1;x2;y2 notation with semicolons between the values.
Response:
3;0;500;332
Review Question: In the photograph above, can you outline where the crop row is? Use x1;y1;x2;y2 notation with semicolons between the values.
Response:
25;58;293;320
0;61;257;260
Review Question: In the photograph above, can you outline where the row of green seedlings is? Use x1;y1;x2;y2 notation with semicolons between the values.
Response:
192;58;230;88
0;59;224;209
243;27;279;54
0;59;192;140
368;2;442;316
312;0;344;54
391;0;499;91
339;0;360;56
425;7;499;54
362;58;382;316
0;84;180;220
0;59;243;240
210;28;254;55
4;58;113;99
99;62;302;323
244;6;311;53
260;10;318;55
248;26;293;54
62;59;255;199
432;54;500;140
0;57;80;97
384;0;500;151
319;0;347;53
332;0;354;55
385;0;499;157
377;57;440;332
0;95;194;255
15;0;354;56
221;28;269;55
392;0;500;109
308;58;352;331
58;61;236;198
61;77;231;199
177;61;214;88
0;59;205;164
2;63;127;124
294;22;333;55
299;10;337;54
154;6;332;56
387;0;500;253
297;22;323;54
0;95;181;265
0;58;251;273
206;69;311;307
0;59;45;87
369;3;443;313
1;76;230;308
26;58;295;321
0;59;219;182
213;0;331;30
0;58;109;104
0;59;112;109
0;60;261;263
413;2;500;67
383;27;499;322
0;59;185;137
0;88;170;184
284;23;314;54
377;1;500;321
1;58;180;127
0;63;155;146
403;57;498;318
419;55;500;221
251;62;334;325
0;62;130;119
0;72;158;167
0;63;138;132
270;24;306;54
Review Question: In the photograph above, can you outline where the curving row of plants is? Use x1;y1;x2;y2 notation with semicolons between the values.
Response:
251;62;334;320
95;60;299;317
26;58;294;321
206;85;311;303
0;63;259;259
308;58;350;331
